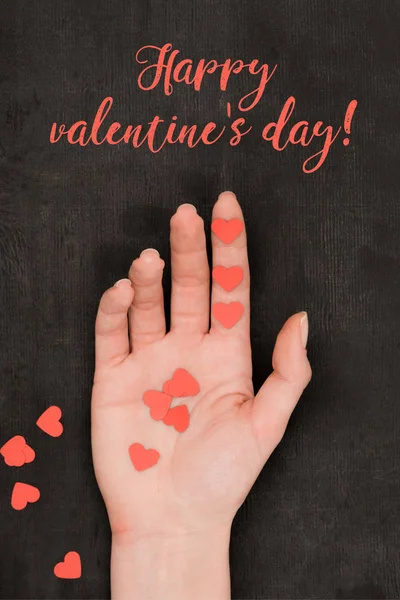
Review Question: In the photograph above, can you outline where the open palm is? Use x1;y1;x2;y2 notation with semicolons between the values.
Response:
91;192;311;540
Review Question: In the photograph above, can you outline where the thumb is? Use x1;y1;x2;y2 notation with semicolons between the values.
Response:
251;312;312;459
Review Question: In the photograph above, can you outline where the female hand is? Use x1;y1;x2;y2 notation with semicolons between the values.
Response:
91;191;311;599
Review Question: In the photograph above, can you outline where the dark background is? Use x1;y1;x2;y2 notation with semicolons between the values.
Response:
1;0;399;598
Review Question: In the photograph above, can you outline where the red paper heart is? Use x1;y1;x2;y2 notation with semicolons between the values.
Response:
143;390;172;421
212;302;244;329
129;443;160;471
162;405;190;433
11;482;40;510
212;266;243;291
0;435;35;467
36;406;63;437
211;218;244;244
54;551;82;579
163;369;200;397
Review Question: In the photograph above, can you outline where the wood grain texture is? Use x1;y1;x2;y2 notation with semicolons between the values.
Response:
0;0;399;598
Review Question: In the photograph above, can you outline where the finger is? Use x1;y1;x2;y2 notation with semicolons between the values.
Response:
210;191;249;339
128;248;166;349
95;279;134;369
170;204;210;334
251;312;312;458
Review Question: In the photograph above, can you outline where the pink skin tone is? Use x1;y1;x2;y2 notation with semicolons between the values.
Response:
91;192;312;600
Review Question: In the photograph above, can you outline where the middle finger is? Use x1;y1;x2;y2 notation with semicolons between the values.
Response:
169;204;210;334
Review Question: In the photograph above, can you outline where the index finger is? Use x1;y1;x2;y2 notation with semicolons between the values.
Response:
210;191;250;339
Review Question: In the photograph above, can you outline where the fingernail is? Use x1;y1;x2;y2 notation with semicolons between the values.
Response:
140;248;160;257
218;190;236;199
177;203;197;212
300;312;308;348
114;278;132;288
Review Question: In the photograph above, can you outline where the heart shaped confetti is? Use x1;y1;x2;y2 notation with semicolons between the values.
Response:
11;482;40;510
212;266;243;291
143;390;172;421
162;405;190;433
0;435;35;467
212;302;244;328
54;551;82;579
163;369;200;397
36;406;63;437
129;443;160;471
211;218;244;244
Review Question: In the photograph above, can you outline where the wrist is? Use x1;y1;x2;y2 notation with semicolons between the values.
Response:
111;525;232;600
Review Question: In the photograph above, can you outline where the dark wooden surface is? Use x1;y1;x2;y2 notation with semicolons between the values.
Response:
0;0;399;598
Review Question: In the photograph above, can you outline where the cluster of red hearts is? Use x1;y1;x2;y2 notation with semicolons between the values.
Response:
0;406;82;580
129;368;200;471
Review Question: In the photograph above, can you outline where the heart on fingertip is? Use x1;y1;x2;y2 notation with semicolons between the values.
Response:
143;390;172;421
211;218;244;244
36;406;63;437
212;302;244;329
11;482;40;510
54;551;82;579
0;436;35;467
212;266;243;291
162;405;190;433
163;369;200;397
129;443;160;471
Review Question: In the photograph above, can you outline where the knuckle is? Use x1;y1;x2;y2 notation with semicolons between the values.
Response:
302;360;312;385
172;271;208;287
134;296;161;312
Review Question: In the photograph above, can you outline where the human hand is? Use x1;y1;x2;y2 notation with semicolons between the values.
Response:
91;191;311;599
